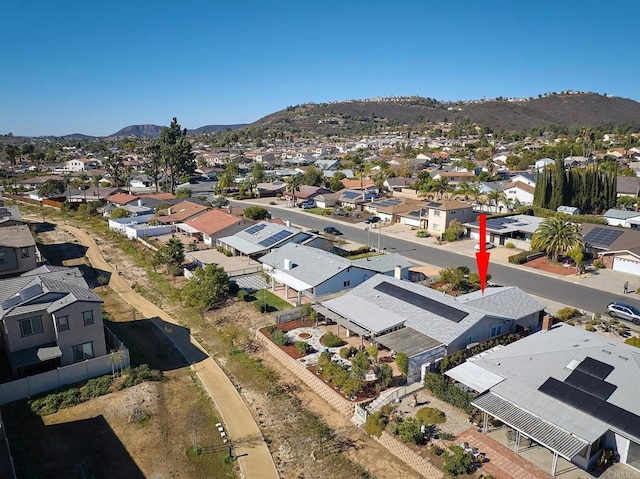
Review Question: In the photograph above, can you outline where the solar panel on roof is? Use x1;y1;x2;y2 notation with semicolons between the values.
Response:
583;227;623;247
565;369;616;400
245;224;267;235
576;357;614;380
373;281;468;323
258;230;292;247
342;191;359;199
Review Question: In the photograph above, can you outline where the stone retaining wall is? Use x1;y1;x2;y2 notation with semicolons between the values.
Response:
373;432;444;479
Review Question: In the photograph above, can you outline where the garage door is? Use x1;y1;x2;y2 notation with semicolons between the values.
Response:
613;257;640;276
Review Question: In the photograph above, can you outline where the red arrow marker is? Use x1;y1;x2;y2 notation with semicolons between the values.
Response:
475;214;490;294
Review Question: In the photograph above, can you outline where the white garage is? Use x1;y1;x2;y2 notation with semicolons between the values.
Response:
612;254;640;276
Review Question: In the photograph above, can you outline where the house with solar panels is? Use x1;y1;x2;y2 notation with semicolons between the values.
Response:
464;214;545;247
260;243;413;304
217;221;330;260
316;275;544;383
582;223;640;276
0;265;108;378
446;323;640;476
338;189;378;209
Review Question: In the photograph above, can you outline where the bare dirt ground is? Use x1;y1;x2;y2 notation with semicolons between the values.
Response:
27;215;424;479
524;256;576;276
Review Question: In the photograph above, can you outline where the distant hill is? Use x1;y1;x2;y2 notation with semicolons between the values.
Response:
249;93;640;134
60;133;97;139
107;123;247;138
108;124;164;138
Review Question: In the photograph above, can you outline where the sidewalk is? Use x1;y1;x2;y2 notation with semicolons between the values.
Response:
62;225;280;479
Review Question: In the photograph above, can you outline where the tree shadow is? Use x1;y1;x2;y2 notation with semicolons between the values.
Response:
2;401;145;479
149;317;209;366
38;241;88;266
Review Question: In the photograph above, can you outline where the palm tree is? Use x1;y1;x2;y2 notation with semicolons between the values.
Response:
286;174;302;206
487;190;506;213
79;171;89;203
4;144;18;191
430;177;451;200
531;216;584;262
454;182;478;203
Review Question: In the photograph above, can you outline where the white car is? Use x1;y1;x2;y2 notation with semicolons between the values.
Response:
474;242;495;250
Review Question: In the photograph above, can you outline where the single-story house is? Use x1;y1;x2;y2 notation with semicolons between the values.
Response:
318;275;544;383
581;223;640;276
603;209;640;229
255;180;287;198
383;177;415;192
185;209;255;246
557;205;581;215
465;214;545;245
447;323;640;475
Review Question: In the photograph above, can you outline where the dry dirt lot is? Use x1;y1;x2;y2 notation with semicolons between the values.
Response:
23;214;424;479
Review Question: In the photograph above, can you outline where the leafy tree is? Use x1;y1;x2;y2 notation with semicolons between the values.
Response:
38;179;65;197
395;352;409;378
154;238;185;275
243;205;269;220
531;216;584;262
4;144;18;190
442;219;465;242
251;162;266;185
210;195;230;209
366;344;379;364
181;264;231;320
397;417;424;444
105;154;126;189
145;143;163;192
364;411;387;437
110;208;128;219
350;351;369;381
175;185;191;198
329;172;346;191
374;363;393;389
486;190;505;213
156;117;195;193
303;165;324;186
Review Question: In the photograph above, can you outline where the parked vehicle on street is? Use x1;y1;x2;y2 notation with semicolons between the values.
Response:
607;302;640;324
474;242;495;250
299;200;316;209
364;216;381;224
323;226;342;236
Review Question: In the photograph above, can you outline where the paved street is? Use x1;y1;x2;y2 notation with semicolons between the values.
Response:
231;198;640;317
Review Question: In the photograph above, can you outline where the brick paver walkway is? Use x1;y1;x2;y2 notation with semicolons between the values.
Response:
457;428;553;479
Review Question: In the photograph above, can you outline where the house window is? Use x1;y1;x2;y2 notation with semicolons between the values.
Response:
0;251;5;263
433;210;441;217
432;224;440;231
82;310;94;326
490;325;502;337
20;247;30;258
56;315;70;332
19;316;43;337
343;280;351;287
72;342;94;362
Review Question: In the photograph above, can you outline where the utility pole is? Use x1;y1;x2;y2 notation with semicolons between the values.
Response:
377;224;381;252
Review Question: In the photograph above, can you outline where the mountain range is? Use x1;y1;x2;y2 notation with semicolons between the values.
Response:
59;92;640;139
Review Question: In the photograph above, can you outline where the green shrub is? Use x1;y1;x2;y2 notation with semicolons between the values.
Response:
423;373;474;413
593;259;605;269
508;249;542;264
395;352;409;377
415;407;446;425
556;307;581;321
625;337;640;348
80;375;113;400
364;411;387;437
339;347;351;359
271;330;289;346
295;341;310;354
397;417;424;444
320;332;345;348
438;432;456;441
415;230;429;238
505;241;515;249
585;324;596;332
432;445;445;456
443;445;474;476
265;324;278;334
269;201;276;205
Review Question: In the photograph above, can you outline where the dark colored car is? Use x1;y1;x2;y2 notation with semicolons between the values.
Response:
323;226;342;235
364;216;381;224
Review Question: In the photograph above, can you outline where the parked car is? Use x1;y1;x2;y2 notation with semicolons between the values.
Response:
607;302;640;324
300;200;316;209
474;242;496;250
323;226;342;236
364;216;381;224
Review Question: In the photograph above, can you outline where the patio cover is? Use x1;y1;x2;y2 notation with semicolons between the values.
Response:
445;361;505;393
472;392;589;460
375;327;443;357
12;344;63;368
313;304;370;337
269;269;313;292
175;223;200;234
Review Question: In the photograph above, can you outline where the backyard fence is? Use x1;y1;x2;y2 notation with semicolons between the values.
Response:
0;410;16;479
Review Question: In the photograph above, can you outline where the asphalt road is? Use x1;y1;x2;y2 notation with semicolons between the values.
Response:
229;200;640;315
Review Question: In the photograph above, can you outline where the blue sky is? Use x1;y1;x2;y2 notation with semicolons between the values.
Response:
2;0;639;137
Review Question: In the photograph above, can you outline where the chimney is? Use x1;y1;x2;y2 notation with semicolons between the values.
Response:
394;265;402;280
285;220;291;227
227;205;232;214
137;198;142;207
167;207;172;215
284;258;292;270
542;315;554;331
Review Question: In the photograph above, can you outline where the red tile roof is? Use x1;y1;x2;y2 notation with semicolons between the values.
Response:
107;192;138;205
341;179;376;189
186;209;252;235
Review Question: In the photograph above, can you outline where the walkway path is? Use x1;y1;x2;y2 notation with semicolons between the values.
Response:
62;225;279;479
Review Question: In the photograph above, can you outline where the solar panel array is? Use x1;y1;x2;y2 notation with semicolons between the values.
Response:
245;223;267;235
583;227;623;247
373;198;402;208
485;217;519;230
538;357;640;440
2;283;44;310
374;281;468;323
342;191;360;200
258;230;292;247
